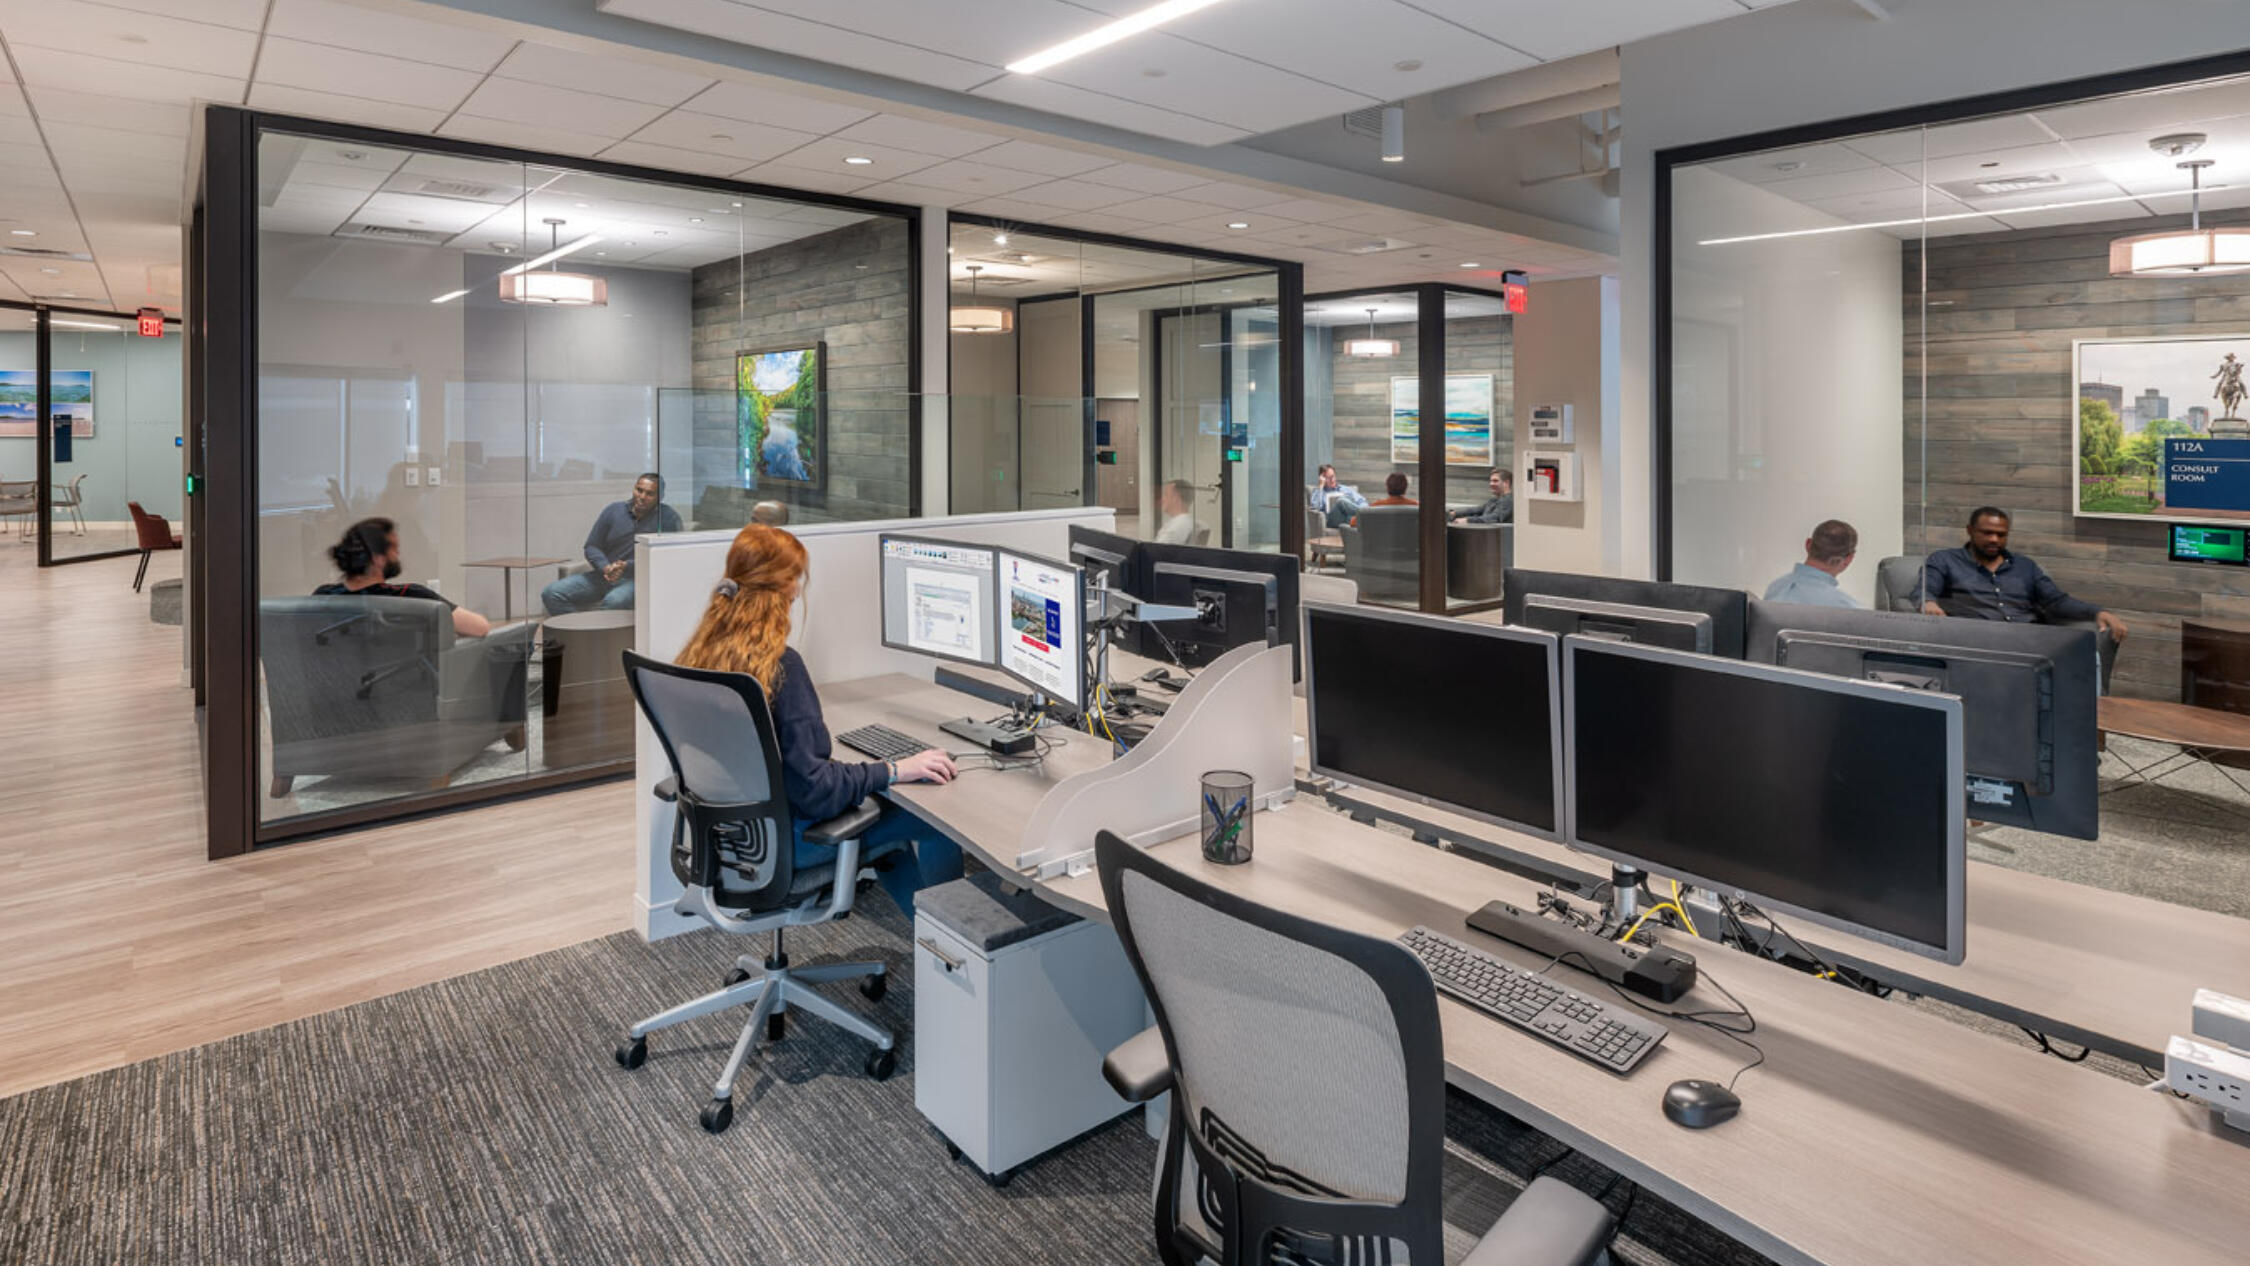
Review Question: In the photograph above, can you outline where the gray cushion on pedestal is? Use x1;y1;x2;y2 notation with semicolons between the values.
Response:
919;869;1079;953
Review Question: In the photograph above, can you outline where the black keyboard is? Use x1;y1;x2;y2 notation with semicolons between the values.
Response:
1400;926;1667;1075
835;724;934;762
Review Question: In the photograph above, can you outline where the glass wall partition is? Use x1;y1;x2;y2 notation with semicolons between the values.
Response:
1660;60;2250;869
1305;285;1514;611
0;309;36;549
242;120;914;840
945;218;1296;553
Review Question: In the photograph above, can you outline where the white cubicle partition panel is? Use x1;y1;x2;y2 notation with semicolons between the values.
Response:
1016;641;1296;878
631;506;1118;940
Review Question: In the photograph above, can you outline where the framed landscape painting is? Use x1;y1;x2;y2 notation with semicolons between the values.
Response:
1389;373;1494;466
737;342;825;489
0;370;93;438
2074;335;2250;523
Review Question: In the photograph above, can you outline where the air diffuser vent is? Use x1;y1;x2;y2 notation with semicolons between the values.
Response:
1343;107;1384;138
0;245;92;261
1972;172;2066;195
343;223;452;245
415;178;505;200
1325;237;1417;256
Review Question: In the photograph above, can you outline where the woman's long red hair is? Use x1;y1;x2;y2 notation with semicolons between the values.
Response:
675;525;807;694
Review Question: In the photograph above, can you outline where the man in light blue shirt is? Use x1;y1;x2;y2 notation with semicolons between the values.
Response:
1309;464;1368;529
1762;519;1862;608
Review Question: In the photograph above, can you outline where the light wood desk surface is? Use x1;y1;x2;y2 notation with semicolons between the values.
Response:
1324;782;2250;1069
824;670;2250;1266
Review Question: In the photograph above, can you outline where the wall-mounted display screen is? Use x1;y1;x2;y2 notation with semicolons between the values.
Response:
2168;523;2249;565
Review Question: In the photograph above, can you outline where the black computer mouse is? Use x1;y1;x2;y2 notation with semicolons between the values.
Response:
1662;1079;1741;1129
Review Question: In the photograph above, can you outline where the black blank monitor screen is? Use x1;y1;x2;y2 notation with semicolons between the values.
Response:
1306;604;1558;836
1568;640;1963;961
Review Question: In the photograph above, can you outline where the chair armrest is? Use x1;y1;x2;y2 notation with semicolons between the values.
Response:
651;776;678;803
1460;1176;1617;1266
803;798;881;845
1102;1024;1174;1104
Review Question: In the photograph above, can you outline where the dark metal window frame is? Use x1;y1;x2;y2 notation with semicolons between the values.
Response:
1305;281;1516;614
944;212;1304;560
0;298;188;567
1651;47;2250;580
195;104;928;856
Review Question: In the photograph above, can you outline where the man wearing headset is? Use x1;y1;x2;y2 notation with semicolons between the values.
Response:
542;472;683;615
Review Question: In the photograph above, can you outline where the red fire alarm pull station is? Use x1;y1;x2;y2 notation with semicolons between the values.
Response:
137;307;164;338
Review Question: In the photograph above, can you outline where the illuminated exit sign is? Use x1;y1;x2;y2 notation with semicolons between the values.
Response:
137;307;164;338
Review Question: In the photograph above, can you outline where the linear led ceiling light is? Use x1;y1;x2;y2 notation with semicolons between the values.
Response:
1005;0;1233;75
500;218;607;306
1698;180;2242;247
1343;307;1398;358
2110;133;2250;277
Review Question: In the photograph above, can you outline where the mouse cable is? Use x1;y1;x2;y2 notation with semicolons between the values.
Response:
2019;1028;2092;1062
1726;898;1892;999
1544;949;1766;1092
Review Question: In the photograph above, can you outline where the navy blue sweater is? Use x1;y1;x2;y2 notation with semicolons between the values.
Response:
768;647;888;825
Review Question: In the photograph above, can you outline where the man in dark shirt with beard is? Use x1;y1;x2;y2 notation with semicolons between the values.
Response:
1919;506;2128;644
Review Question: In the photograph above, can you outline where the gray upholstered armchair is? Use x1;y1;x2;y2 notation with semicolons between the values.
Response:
258;594;532;797
1341;504;1419;604
1873;554;2121;692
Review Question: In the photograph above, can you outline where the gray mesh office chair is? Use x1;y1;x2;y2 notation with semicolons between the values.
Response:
614;650;899;1135
1095;831;1618;1266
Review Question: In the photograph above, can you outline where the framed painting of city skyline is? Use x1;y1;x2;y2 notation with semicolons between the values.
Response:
736;341;826;490
2074;334;2250;522
0;370;93;438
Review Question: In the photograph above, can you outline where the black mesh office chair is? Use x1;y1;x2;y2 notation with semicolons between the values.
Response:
613;650;899;1134
1095;831;1619;1266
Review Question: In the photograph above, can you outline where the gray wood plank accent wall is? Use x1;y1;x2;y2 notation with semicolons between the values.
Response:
1318;314;1513;508
690;217;912;526
1907;209;2250;701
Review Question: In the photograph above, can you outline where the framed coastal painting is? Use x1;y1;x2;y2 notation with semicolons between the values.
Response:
1389;373;1493;466
737;342;825;489
0;370;93;438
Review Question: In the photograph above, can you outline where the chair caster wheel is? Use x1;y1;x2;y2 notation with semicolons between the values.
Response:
614;1037;648;1070
723;967;751;987
699;1099;734;1134
768;1012;786;1041
860;972;887;1002
866;1047;898;1080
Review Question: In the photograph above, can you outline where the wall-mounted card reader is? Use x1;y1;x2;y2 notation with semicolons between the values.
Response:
1528;403;1574;445
1521;450;1581;502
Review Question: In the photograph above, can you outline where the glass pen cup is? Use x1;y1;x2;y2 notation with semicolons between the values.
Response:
1200;770;1255;865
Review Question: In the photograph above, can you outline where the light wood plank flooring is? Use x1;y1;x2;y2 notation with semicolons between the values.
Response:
0;544;636;1099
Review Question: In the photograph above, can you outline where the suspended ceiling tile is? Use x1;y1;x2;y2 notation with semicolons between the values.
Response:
493;42;716;108
41;123;190;170
762;134;945;180
680;80;878;134
968;139;1113;178
257;38;482;111
1161;0;1534;101
1407;0;1745;61
1030;31;1369;135
456;78;670;141
26;86;192;137
598;140;752;179
895;159;1049;197
2034;78;2250;141
1170;181;1298;211
1008;178;1144;212
829;113;1010;160
970;74;1250;146
11;46;243;105
847;179;964;206
1103;194;1236;223
266;0;517;73
736;162;883;197
1073;162;1212;195
0;0;259;78
245;84;452;136
93;0;269;30
1760;164;1919;202
1700;141;1879;186
438;114;612;159
1324;208;1441;235
625;112;819;164
1247;196;1368;224
1846;114;2059;165
596;0;996;92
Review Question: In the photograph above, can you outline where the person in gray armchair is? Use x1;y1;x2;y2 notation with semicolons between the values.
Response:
1449;468;1514;524
1763;519;1862;608
541;472;683;615
1920;506;2128;643
315;517;492;638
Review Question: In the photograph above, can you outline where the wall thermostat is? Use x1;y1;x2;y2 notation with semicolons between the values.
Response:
1529;403;1573;445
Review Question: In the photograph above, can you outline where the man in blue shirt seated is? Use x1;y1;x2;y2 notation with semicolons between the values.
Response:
1309;464;1368;530
1919;506;2128;643
1763;519;1861;608
540;472;683;615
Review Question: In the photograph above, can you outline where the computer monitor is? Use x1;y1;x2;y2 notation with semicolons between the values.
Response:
2169;523;2249;566
996;546;1087;710
1518;594;1713;654
879;533;997;669
1504;569;1749;659
1304;603;1561;839
1068;524;1145;595
1565;637;1966;963
1746;601;2099;840
1136;541;1303;680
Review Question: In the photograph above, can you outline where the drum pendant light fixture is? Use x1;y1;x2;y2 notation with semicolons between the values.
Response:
2110;134;2250;277
499;218;608;306
950;265;1012;334
1343;306;1399;358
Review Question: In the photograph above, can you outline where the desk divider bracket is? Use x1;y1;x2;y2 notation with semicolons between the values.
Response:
1017;642;1296;878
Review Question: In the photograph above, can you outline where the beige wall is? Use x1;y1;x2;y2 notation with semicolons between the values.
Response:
1513;277;1619;575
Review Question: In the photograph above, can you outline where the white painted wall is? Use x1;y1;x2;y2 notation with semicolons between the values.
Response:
1512;277;1618;574
631;505;1118;938
1667;165;1902;607
1616;0;2250;579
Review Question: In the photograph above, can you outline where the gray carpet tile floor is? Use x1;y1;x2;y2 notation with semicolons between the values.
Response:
0;895;1775;1266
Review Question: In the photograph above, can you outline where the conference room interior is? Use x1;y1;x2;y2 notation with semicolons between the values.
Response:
8;3;2250;1264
